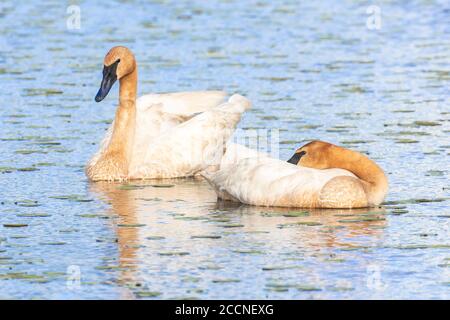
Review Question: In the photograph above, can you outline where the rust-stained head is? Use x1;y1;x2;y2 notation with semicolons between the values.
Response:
95;46;136;102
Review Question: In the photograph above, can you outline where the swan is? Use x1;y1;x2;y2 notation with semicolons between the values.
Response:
86;46;251;181
202;141;388;208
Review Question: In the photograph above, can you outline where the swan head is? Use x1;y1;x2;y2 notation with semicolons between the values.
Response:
95;46;136;102
287;140;335;169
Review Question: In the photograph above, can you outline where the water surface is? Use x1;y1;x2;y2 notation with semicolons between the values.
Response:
0;0;449;299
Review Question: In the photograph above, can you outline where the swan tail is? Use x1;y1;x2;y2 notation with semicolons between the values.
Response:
229;94;252;110
216;94;251;114
200;169;238;202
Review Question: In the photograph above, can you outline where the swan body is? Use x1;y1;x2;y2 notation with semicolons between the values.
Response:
203;155;359;207
203;141;388;208
86;47;250;181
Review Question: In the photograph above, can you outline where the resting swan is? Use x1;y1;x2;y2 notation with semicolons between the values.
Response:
203;141;388;208
86;46;251;181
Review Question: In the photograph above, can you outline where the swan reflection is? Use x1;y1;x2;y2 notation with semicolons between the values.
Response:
89;178;386;298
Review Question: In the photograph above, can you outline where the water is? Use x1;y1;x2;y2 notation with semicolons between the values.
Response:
0;0;449;299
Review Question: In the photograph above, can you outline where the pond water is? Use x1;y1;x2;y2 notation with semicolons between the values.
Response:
0;0;449;299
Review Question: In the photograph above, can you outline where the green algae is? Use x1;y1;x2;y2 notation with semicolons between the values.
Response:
14;200;40;207
386;245;450;250
0;272;45;280
16;213;51;218
151;184;175;188
383;198;448;205
296;285;322;292
146;236;165;240
117;224;146;228
413;121;441;127
232;249;264;255
262;265;302;271
3;224;28;228
191;235;222;239
39;242;66;246
220;223;244;228
282;211;310;217
78;214;109;219
135;291;162;298
49;195;93;202
116;185;146;190
212;279;241;283
338;217;385;223
198;264;222;270
158;251;190;256
278;221;322;228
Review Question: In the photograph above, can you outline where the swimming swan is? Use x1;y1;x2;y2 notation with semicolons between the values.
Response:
86;46;251;181
203;141;388;208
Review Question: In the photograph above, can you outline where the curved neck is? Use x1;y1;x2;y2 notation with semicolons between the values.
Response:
119;67;137;106
329;146;388;206
105;67;137;175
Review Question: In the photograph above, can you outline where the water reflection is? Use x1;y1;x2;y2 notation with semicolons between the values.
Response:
90;178;386;298
217;202;387;248
1;0;448;300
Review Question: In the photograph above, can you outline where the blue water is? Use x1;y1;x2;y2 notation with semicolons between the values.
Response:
0;0;449;299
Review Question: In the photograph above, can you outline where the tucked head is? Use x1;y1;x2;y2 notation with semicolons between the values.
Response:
95;46;136;102
287;140;336;169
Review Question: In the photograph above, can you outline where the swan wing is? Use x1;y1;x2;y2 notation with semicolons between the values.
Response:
88;91;227;170
129;94;251;179
132;91;228;160
220;142;270;168
203;157;356;207
136;90;227;119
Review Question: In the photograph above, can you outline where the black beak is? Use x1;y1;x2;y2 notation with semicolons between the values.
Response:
287;151;306;165
95;59;120;102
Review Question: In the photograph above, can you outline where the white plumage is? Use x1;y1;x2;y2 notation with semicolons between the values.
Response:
88;91;252;179
202;149;357;207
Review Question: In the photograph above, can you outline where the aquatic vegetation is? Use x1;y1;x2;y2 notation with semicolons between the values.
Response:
278;221;323;228
16;213;51;218
135;291;162;298
220;223;245;228
158;251;190;256
14;200;40;207
191;235;222;239
281;211;310;217
232;249;265;255
117;224;146;228
0;0;448;300
3;224;28;228
212;279;241;283
145;236;165;240
49;195;93;202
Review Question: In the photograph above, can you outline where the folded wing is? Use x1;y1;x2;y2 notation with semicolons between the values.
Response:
129;94;251;179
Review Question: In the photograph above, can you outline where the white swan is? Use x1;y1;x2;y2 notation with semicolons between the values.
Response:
86;46;251;181
203;141;388;208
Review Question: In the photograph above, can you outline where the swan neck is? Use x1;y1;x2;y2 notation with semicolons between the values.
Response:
119;67;137;106
330;146;388;205
102;67;137;178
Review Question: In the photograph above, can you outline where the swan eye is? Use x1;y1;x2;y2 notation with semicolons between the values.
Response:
287;151;306;165
103;59;121;76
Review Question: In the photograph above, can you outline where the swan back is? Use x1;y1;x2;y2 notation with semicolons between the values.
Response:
204;157;357;207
